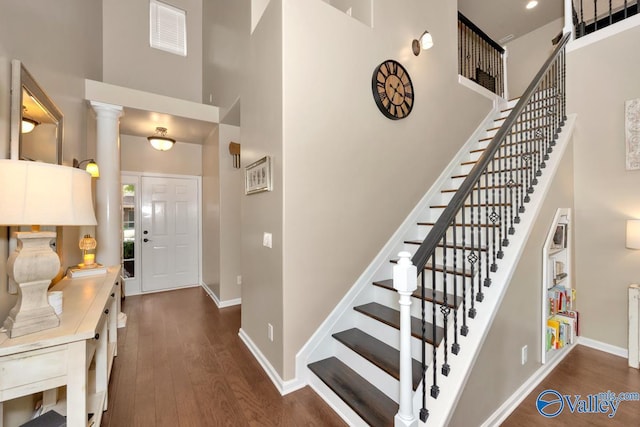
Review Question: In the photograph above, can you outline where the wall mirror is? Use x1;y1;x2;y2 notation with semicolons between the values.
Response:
10;59;63;164
7;60;63;293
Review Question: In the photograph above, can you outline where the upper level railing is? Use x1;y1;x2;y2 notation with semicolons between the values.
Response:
407;32;571;422
572;0;638;38
458;12;505;98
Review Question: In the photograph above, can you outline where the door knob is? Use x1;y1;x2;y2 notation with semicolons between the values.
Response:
144;238;150;242
143;230;149;235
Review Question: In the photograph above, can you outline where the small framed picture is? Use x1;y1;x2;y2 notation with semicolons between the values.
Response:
551;223;567;249
245;156;272;195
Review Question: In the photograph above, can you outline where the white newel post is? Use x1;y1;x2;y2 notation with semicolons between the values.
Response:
564;0;574;40
394;251;418;427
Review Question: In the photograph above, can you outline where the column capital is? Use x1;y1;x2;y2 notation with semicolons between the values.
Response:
90;101;124;118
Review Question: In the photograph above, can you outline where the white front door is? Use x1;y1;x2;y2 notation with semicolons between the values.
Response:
141;176;199;293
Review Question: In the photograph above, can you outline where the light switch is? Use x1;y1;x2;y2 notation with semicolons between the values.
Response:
263;232;272;248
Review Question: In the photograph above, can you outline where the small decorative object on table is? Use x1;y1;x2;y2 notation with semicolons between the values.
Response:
79;234;97;267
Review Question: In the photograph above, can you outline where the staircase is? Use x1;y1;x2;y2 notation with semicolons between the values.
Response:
301;34;572;427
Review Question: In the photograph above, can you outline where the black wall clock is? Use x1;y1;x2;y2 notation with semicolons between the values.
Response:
371;59;414;120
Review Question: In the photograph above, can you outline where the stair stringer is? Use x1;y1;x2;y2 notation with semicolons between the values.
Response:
417;114;577;427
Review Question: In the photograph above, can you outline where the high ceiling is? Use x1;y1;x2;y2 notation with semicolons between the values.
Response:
458;0;563;44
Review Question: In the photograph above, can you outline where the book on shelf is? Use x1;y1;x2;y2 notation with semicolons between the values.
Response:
67;263;107;278
547;285;574;315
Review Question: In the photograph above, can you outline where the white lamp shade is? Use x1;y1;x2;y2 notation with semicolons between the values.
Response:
0;160;97;226
628;220;640;249
420;31;434;50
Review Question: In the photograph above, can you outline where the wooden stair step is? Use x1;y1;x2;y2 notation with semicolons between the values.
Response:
390;259;474;278
441;183;522;193
372;279;462;309
332;328;422;390
403;239;488;252
308;357;397;427
430;202;511;209
354;302;445;345
452;166;528;179
461;151;538;166
417;221;499;228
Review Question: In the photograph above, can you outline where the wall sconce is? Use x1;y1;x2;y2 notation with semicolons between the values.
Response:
627;220;640;249
229;141;241;168
73;158;100;178
148;126;175;151
412;30;434;56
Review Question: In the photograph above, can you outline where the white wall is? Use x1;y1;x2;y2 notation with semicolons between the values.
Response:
202;127;221;297
203;0;250;113
505;18;563;98
120;134;203;176
218;124;243;303
103;0;203;102
567;25;640;349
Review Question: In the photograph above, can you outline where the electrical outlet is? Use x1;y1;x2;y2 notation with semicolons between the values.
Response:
268;323;274;342
237;275;242;285
521;345;528;365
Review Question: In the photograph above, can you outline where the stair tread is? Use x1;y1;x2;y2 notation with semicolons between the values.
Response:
417;221;499;228
404;239;488;251
441;183;522;193
430;202;511;208
333;328;422;390
354;302;445;345
372;279;462;309
308;356;397;427
390;259;474;277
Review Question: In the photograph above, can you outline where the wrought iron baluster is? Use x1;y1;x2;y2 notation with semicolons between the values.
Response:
475;178;485;300
452;218;460;354
420;270;428;422
430;256;439;399
595;0;598;31
460;208;469;336
441;233;450;376
609;0;613;26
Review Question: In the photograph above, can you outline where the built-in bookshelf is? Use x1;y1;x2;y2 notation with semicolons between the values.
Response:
542;208;578;363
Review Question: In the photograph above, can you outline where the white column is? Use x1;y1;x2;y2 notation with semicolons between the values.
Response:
91;101;123;268
630;284;640;369
394;251;418;427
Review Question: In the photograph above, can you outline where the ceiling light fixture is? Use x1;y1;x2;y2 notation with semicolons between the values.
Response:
148;126;175;151
526;1;538;10
412;30;434;56
21;117;39;133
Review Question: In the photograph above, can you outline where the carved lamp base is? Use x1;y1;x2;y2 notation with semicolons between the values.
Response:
3;231;60;338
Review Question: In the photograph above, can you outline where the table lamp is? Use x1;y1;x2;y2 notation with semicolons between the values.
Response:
0;160;97;338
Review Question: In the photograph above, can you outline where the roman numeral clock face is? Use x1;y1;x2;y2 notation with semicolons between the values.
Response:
372;59;414;120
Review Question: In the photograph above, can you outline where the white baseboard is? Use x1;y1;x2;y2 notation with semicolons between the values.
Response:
200;283;242;308
238;328;306;396
481;344;577;427
577;336;628;358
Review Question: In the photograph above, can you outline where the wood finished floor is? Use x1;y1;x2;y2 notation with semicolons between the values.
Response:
101;287;346;427
102;288;640;426
502;345;640;426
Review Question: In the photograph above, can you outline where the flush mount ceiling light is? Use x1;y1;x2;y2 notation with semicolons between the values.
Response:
21;117;39;133
148;126;175;151
526;1;539;9
412;30;434;56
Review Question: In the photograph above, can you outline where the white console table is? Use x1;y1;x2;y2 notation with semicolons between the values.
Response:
0;266;120;427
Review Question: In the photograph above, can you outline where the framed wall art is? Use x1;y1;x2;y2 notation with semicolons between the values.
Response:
245;156;272;195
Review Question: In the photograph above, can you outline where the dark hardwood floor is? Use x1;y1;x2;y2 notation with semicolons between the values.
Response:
101;287;346;427
102;287;640;426
502;345;640;426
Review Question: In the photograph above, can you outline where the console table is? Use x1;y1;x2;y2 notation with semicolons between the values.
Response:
0;266;120;427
